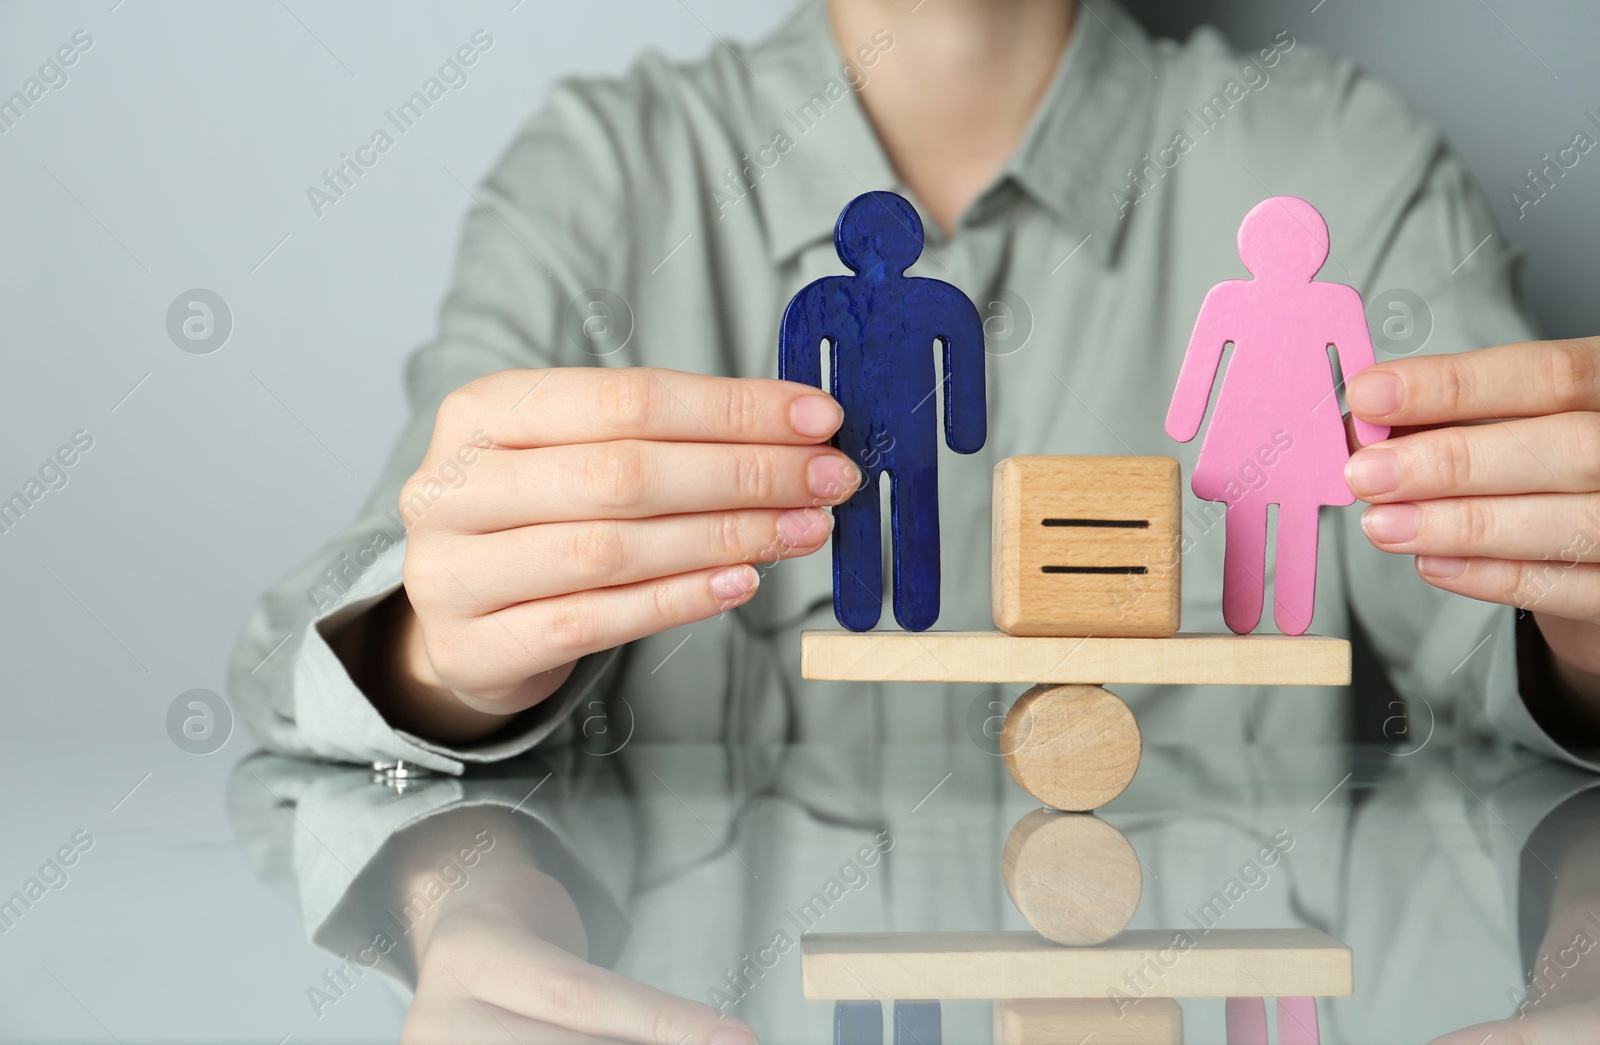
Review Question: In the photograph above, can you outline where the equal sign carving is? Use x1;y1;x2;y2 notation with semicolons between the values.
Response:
1040;518;1150;575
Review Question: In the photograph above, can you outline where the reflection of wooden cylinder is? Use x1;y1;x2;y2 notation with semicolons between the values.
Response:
994;998;1181;1044
1002;809;1141;945
1001;685;1141;811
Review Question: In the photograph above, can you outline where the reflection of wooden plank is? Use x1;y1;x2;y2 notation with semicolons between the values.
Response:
801;631;1350;686
801;929;1352;1000
994;998;1182;1045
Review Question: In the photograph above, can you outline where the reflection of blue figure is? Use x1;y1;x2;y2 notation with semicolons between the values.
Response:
779;191;987;632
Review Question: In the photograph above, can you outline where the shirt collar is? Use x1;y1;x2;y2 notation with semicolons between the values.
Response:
1000;0;1159;263
738;1;901;264
739;0;1158;265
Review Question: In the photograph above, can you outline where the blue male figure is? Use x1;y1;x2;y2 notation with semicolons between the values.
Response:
779;191;987;632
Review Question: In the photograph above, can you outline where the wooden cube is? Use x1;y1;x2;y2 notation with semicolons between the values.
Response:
994;998;1182;1045
991;456;1181;637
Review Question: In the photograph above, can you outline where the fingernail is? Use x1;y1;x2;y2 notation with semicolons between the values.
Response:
710;564;759;601
1347;370;1403;417
777;507;831;546
808;454;861;501
1345;448;1398;497
1361;503;1419;544
791;395;842;438
1417;555;1467;580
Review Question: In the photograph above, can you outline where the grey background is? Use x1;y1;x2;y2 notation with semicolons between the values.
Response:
0;0;1595;750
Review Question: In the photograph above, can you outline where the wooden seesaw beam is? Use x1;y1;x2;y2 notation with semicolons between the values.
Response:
802;928;1352;1000
800;631;1350;687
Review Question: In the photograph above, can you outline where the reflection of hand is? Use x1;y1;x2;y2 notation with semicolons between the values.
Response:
1345;340;1600;692
405;874;757;1045
1428;997;1600;1045
1427;892;1600;1045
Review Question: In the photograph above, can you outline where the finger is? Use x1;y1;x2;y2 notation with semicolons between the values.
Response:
404;996;623;1045
436;564;765;699
427;508;833;610
1346;412;1600;502
436;367;844;448
1347;338;1600;426
1342;411;1442;454
1411;555;1600;621
1358;493;1600;561
424;441;860;531
1428;1001;1600;1045
466;936;758;1045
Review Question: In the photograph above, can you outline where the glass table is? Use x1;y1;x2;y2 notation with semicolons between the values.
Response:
4;707;1597;1043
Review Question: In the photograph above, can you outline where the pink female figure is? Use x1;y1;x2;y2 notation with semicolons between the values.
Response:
1166;196;1389;635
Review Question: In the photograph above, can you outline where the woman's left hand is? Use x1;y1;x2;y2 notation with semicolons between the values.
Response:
1344;337;1600;681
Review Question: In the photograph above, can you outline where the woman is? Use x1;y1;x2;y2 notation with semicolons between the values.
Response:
231;0;1600;776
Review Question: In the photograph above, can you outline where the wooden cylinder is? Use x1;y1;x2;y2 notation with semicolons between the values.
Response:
1001;684;1141;811
1002;808;1141;945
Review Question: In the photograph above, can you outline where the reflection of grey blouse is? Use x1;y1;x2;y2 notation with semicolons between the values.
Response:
229;745;1600;1039
227;0;1586;774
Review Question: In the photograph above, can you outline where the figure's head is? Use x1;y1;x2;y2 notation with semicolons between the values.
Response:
834;191;923;276
1236;195;1328;282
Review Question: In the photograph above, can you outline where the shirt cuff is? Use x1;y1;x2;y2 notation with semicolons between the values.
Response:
1478;608;1600;774
292;538;619;774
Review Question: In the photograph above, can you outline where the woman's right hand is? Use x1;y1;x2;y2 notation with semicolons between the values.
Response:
356;367;859;743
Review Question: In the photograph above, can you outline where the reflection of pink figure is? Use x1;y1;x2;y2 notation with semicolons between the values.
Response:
1166;196;1388;636
1223;997;1321;1045
1225;997;1267;1045
1276;997;1322;1044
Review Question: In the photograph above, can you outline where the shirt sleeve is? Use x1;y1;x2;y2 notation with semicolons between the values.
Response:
225;755;635;980
1333;108;1600;773
227;80;636;773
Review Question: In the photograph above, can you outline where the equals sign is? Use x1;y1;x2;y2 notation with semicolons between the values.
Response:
1040;518;1149;575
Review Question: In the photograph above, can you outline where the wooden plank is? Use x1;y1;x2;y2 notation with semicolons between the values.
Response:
992;456;1182;638
801;929;1352;1000
800;630;1350;686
